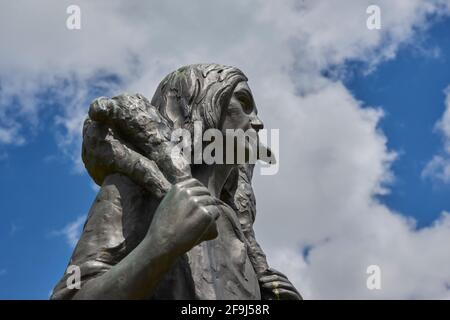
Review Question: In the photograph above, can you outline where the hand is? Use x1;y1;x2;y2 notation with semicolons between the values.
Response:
146;178;220;257
259;268;302;300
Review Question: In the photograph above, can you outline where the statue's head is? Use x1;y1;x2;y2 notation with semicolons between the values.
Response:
150;64;266;211
150;64;264;135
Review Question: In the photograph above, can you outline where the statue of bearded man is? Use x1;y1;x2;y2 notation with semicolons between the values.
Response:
51;64;301;300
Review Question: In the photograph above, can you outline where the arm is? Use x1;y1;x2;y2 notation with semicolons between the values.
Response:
75;177;219;300
72;225;178;299
69;173;178;300
51;174;219;300
74;228;176;299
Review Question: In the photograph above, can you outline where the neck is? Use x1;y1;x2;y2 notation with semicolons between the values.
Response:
191;163;234;198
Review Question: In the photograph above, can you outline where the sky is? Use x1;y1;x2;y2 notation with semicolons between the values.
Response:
346;16;450;228
2;0;450;299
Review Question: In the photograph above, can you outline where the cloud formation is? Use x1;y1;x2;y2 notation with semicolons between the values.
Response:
423;86;450;183
2;0;450;298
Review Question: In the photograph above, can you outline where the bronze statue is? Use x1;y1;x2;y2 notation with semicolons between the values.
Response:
51;64;301;300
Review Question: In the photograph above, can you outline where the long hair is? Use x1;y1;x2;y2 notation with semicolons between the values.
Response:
150;63;248;132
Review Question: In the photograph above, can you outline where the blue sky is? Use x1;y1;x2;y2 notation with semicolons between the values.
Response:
0;127;95;299
2;1;450;299
346;17;450;227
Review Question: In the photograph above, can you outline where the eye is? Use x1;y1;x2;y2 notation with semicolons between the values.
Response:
235;92;254;114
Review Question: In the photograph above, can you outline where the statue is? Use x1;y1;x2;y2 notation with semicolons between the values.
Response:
50;64;301;300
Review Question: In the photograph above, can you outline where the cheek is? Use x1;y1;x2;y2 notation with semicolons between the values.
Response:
223;109;251;131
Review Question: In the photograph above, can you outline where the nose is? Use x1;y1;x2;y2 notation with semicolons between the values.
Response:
250;116;264;132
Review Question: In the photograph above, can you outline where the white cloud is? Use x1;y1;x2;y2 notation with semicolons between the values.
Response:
51;215;86;248
423;86;450;183
0;126;24;145
2;0;450;298
423;155;450;182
